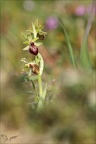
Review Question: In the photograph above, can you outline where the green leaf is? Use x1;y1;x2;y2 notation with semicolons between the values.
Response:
28;75;38;81
32;23;37;38
59;18;77;68
23;41;29;44
23;45;29;50
27;34;32;41
40;31;47;35
80;40;91;69
26;29;33;33
34;18;38;27
42;84;47;100
37;53;44;75
25;76;29;82
25;75;38;82
31;80;38;97
36;84;47;110
37;98;43;110
28;69;32;76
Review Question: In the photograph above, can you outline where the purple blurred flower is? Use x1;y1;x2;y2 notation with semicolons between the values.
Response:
75;5;86;16
45;16;58;30
75;4;96;16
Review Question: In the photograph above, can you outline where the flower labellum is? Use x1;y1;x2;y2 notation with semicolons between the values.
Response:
37;33;45;40
29;42;38;55
29;64;39;74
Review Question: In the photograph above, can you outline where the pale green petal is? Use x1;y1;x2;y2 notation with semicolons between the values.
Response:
23;45;29;50
35;42;42;47
32;23;37;38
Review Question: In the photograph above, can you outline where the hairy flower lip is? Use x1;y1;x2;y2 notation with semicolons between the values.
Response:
29;45;38;55
29;64;39;75
37;33;45;40
29;64;33;68
30;42;34;46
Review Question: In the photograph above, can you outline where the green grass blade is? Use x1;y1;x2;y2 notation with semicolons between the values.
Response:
80;39;91;69
59;18;77;68
80;0;95;69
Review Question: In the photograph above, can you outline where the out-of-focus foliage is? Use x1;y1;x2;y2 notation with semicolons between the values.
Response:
1;0;96;143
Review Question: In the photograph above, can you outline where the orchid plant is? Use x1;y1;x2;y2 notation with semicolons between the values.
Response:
21;19;47;111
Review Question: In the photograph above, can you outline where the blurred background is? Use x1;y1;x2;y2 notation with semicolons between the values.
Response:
1;0;96;143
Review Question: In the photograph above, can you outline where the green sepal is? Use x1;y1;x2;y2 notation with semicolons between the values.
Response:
23;45;29;50
40;31;47;35
27;34;32;41
33;37;38;42
26;29;33;33
21;58;29;63
35;42;42;47
32;23;37;38
21;32;27;39
23;41;30;44
34;18;38;28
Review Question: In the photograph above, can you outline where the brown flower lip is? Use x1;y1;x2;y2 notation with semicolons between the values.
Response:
37;33;45;40
29;64;39;75
29;42;38;55
30;42;34;46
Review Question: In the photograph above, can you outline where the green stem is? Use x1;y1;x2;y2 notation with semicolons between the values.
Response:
36;74;43;110
35;55;38;64
38;74;42;97
35;54;44;110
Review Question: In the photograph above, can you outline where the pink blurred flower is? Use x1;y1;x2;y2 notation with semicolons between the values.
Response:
45;16;58;30
75;4;96;16
75;5;86;16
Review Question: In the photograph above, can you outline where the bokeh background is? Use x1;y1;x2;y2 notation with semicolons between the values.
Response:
1;0;96;144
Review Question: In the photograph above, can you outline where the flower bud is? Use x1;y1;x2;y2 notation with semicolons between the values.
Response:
37;33;45;40
29;43;38;55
